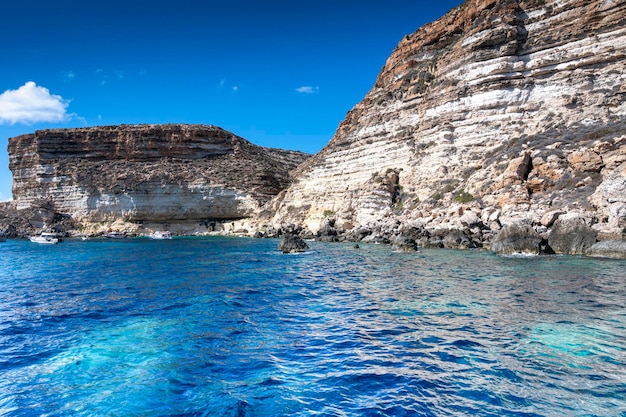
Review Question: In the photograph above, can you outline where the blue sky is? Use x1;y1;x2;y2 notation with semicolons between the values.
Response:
0;0;462;202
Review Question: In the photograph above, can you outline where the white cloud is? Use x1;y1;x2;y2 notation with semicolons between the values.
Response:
0;191;12;202
0;82;70;125
295;86;320;94
232;85;239;92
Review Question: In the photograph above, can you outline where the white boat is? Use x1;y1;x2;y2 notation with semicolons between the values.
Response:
150;231;172;240
104;231;126;239
30;231;59;244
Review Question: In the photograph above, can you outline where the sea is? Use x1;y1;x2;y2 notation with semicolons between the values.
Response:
0;237;625;417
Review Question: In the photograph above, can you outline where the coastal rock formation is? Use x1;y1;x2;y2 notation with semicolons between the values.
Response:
278;234;309;253
7;124;308;234
588;240;626;259
259;0;626;257
490;223;541;255
547;213;597;255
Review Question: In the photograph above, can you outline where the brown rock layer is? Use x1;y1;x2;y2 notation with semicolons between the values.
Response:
8;124;309;229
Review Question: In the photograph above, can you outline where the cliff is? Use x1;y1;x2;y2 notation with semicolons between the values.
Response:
259;0;626;255
6;124;309;234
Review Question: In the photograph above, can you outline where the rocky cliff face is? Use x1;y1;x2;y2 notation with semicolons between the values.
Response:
260;0;626;254
8;124;308;233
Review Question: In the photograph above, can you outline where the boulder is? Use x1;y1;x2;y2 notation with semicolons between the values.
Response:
442;229;475;249
502;152;533;186
548;216;597;255
540;210;563;228
587;240;626;259
460;211;482;227
317;218;339;242
392;236;419;252
349;226;372;241
278;234;309;253
491;223;542;255
567;149;603;172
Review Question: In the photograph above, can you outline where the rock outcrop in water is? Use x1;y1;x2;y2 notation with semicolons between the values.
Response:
257;0;626;257
5;124;308;235
278;234;309;253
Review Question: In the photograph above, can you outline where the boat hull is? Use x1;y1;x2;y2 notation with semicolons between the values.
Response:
30;236;59;244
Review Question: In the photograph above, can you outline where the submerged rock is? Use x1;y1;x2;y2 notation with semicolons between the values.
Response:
278;234;309;253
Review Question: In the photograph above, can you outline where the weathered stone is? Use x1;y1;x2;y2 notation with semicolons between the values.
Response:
540;210;564;228
460;211;482;227
548;216;598;255
503;153;533;186
587;240;626;259
349;227;372;241
596;162;626;235
278;234;309;253
317;219;338;237
258;0;626;250
0;200;79;238
361;233;391;245
6;0;626;249
489;221;502;231
392;236;419;252
8;125;309;232
491;223;542;255
567;149;603;173
442;229;475;249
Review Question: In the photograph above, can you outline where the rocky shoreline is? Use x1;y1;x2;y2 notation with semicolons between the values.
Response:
252;210;626;258
1;199;624;259
2;0;626;260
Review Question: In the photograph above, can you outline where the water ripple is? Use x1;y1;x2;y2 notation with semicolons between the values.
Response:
0;238;625;416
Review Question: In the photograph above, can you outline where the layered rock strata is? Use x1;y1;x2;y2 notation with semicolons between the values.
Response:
259;0;626;256
7;124;308;234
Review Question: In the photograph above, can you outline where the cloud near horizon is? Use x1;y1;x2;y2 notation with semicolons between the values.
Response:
295;86;320;94
0;82;70;125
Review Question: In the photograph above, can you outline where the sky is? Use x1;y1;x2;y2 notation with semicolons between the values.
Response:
0;0;463;202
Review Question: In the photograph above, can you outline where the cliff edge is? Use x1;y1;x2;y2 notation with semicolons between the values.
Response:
258;0;626;256
5;124;309;235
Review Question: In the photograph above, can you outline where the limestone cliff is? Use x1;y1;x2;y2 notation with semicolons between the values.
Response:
260;0;626;254
7;124;308;234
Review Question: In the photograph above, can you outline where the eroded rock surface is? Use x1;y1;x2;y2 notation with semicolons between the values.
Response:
7;124;308;235
278;234;309;253
257;0;626;256
4;0;626;258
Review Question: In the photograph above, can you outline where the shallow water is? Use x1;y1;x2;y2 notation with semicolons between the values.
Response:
0;237;625;416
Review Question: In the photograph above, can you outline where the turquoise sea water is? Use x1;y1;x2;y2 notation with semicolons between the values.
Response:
0;237;625;416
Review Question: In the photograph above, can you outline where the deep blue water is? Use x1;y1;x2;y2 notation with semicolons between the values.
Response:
0;237;625;416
